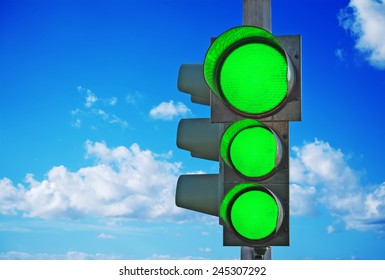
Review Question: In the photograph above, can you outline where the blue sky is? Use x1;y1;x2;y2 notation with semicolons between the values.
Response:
0;0;385;260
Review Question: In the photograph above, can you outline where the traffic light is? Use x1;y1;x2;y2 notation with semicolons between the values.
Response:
175;25;301;248
204;26;301;247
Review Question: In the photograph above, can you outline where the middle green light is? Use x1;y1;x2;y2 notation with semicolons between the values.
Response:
220;119;280;178
231;126;276;178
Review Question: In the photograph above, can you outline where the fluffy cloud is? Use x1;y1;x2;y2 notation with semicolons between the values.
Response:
126;91;143;105
97;233;116;239
77;86;98;108
290;139;385;232
108;97;118;106
94;109;128;127
85;90;98;108
0;141;183;220
1;139;384;233
198;247;212;253
73;86;126;128
149;101;191;121
338;0;385;69
0;251;120;260
0;178;25;215
147;253;207;260
290;184;317;216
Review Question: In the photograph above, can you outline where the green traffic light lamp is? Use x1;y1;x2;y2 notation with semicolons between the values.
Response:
204;26;296;118
220;183;284;244
220;119;283;179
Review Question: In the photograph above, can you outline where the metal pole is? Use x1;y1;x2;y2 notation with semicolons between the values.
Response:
243;0;271;32
241;246;272;260
241;0;272;261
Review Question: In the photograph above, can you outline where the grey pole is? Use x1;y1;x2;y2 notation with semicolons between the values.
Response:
241;0;272;261
241;246;272;260
243;0;271;31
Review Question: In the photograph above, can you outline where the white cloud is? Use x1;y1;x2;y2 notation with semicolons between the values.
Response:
147;253;207;260
97;233;115;239
0;141;185;221
198;247;212;253
95;109;128;127
126;91;142;105
290;184;317;216
73;118;81;128
335;48;345;61
291;140;357;186
77;86;98;108
148;254;173;260
0;250;208;260
0;178;25;215
149;101;191;121
0;251;120;260
85;90;98;107
290;139;385;232
108;97;118;106
109;115;128;127
338;0;385;69
326;225;335;234
72;87;128;129
3;138;383;233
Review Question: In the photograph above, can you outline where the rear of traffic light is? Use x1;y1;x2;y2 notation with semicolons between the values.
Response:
175;65;222;217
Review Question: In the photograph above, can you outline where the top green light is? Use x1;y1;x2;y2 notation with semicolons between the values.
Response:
204;26;289;116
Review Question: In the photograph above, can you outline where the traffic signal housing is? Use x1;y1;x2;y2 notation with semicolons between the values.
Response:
203;26;301;247
176;25;301;249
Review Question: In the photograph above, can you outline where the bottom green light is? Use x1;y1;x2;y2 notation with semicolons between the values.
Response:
220;183;279;241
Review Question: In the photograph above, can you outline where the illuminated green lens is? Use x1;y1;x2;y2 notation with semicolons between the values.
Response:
203;26;289;116
230;126;276;177
220;43;287;114
220;183;279;241
231;189;278;240
220;119;279;178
